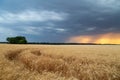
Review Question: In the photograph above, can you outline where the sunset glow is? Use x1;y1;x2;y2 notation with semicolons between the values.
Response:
68;33;120;44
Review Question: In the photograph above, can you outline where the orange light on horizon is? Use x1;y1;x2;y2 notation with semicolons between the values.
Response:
95;33;120;44
68;36;93;43
68;33;120;44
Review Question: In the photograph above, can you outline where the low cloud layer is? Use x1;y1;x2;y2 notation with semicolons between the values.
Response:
0;0;120;43
0;10;67;23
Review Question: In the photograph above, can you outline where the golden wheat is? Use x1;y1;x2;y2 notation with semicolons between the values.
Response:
0;44;120;80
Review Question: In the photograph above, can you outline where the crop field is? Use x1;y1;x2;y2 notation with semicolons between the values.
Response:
0;44;120;80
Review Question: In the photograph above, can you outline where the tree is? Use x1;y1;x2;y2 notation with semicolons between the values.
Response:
6;36;27;44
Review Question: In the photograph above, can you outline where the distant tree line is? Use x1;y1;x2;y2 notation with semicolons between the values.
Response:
6;36;27;44
5;36;118;45
28;42;98;45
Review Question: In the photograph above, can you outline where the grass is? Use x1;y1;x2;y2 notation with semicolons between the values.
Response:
0;44;120;80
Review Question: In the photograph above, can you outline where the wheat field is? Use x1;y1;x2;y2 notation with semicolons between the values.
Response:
0;44;120;80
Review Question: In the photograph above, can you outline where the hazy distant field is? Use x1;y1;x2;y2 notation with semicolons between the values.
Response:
0;44;120;80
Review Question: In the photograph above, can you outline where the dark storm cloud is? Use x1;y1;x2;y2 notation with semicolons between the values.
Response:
0;0;120;42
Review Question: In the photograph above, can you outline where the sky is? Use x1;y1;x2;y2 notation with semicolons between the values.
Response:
0;0;120;44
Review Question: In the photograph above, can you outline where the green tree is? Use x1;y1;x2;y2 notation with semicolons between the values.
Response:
6;36;27;44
